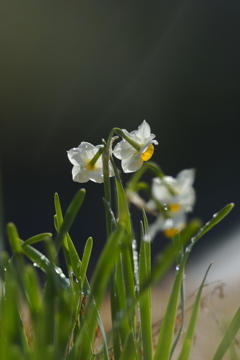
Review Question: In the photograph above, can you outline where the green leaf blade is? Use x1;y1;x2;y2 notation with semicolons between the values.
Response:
212;307;240;360
177;263;212;360
54;189;86;253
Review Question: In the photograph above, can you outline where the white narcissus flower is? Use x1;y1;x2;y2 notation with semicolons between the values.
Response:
144;212;186;242
144;169;196;241
113;120;158;173
67;142;114;183
151;169;196;213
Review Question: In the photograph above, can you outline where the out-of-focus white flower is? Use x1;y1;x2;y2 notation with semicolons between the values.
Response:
113;120;158;173
144;169;196;241
151;169;196;213
67;142;114;183
144;211;187;242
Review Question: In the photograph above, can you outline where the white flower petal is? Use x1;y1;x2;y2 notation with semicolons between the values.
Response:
72;166;90;183
113;120;157;173
122;156;143;173
67;142;114;184
78;142;95;151
136;120;151;141
144;216;165;242
113;139;135;160
89;170;104;183
151;169;196;213
177;169;195;191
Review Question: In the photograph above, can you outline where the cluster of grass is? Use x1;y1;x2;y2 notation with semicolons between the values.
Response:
0;156;239;360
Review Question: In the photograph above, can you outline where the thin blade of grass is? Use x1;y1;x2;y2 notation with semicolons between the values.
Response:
119;331;137;360
150;220;201;287
191;203;234;246
7;223;22;254
80;236;93;287
211;307;240;360
20;240;70;289
112;157;136;336
111;158;131;234
111;220;201;332
177;263;212;360
54;189;86;253
21;233;52;248
115;255;131;345
54;194;110;360
153;251;189;360
139;218;152;360
75;225;124;360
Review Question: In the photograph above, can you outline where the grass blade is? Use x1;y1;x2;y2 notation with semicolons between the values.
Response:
54;189;86;253
76;225;124;360
211;307;240;360
139;219;152;359
80;236;93;287
191;203;234;246
153;251;189;360
119;331;137;360
177;263;212;360
21;233;52;248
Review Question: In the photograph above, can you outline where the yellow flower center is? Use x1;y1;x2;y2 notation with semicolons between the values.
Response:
86;160;96;171
168;204;181;212
141;144;154;161
163;228;179;238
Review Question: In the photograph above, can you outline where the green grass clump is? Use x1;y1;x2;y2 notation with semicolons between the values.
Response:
0;123;239;360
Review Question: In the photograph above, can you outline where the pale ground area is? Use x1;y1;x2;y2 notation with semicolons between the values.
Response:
99;226;240;359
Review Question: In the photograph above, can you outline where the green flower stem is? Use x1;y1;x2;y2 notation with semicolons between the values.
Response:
170;233;185;356
113;127;141;151
127;162;165;190
88;145;104;168
102;146;112;237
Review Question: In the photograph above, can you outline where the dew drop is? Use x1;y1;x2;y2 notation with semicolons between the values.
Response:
33;263;40;268
176;265;180;271
132;239;137;250
213;213;218;218
55;266;62;275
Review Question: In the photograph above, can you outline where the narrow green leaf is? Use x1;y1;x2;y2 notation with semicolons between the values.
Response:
55;223;110;360
76;225;124;359
177;263;212;360
21;233;52;248
54;189;86;253
109;270;122;360
66;233;82;281
139;220;152;360
111;158;131;235
20;240;70;289
111;157;136;337
153;252;188;360
191;203;234;246
150;220;201;287
80;237;93;287
119;331;137;360
212;307;240;360
23;265;41;314
7;223;22;254
115;255;131;345
111;220;201;332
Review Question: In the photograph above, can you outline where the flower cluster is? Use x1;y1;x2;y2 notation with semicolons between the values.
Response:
67;120;196;241
145;169;196;241
67;120;158;183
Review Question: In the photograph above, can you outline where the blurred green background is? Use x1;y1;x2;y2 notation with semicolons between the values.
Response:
0;1;239;269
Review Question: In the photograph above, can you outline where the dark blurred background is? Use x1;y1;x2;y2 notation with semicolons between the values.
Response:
0;1;239;272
